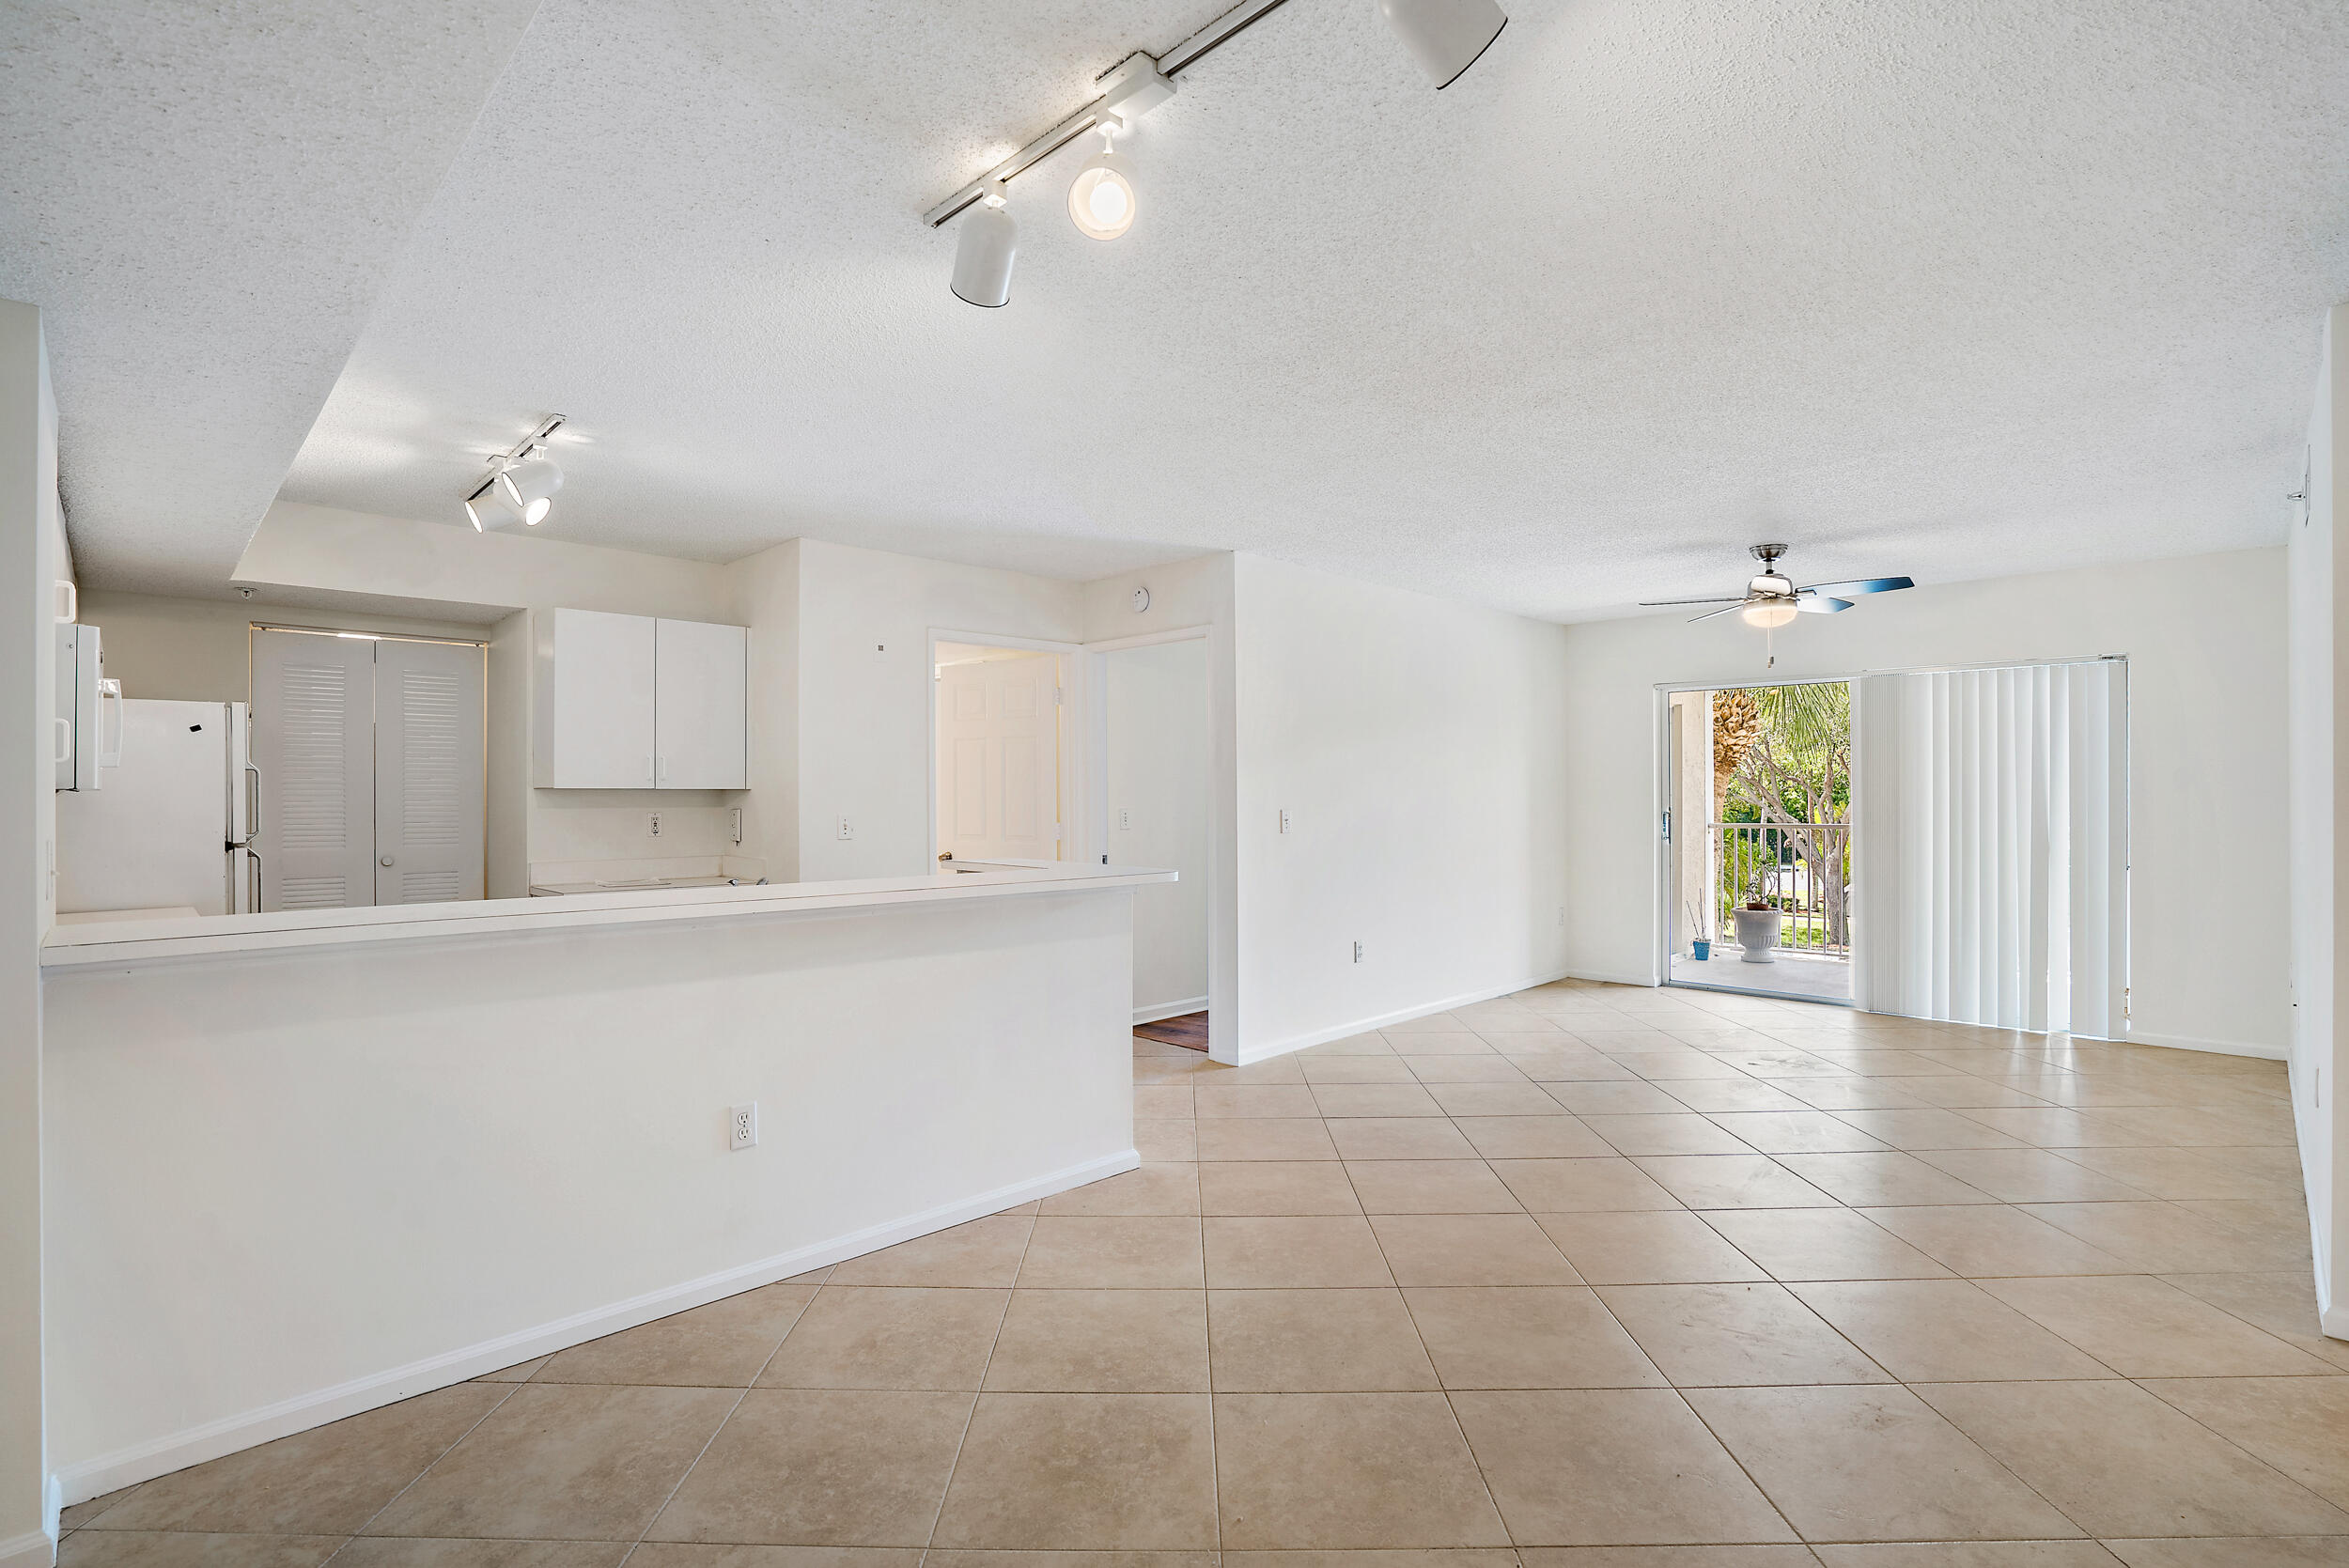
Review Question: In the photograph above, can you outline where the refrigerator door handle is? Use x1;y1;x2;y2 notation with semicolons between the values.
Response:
235;761;261;847
244;846;264;914
97;678;124;768
54;715;70;764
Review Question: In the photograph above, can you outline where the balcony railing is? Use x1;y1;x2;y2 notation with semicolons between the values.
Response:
1706;821;1851;959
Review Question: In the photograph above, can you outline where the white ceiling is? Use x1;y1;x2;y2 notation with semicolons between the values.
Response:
13;0;2349;618
0;1;546;598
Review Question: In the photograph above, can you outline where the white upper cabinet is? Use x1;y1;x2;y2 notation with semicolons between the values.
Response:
536;609;748;790
655;617;748;789
537;609;659;788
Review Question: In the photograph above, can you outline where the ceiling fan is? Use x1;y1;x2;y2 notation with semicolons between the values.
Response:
1641;543;1916;627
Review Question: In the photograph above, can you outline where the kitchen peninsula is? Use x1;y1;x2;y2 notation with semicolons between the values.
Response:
39;861;1172;1503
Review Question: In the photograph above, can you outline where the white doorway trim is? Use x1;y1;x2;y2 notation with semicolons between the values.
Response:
926;629;1084;870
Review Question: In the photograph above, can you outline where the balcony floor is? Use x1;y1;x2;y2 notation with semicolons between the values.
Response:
1670;944;1853;1001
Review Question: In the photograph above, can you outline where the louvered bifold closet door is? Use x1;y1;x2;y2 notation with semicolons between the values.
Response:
373;638;486;905
251;629;376;911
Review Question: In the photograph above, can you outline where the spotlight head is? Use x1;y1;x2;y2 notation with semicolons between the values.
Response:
500;452;564;526
1378;0;1508;88
1068;150;1137;241
952;187;1019;307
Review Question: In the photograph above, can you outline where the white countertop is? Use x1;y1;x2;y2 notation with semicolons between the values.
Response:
40;861;1175;970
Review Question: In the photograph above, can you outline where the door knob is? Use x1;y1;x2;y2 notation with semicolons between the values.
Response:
380;855;395;867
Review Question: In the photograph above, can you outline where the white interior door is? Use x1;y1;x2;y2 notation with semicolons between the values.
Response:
252;629;375;910
1103;639;1210;1020
936;650;1061;863
374;638;486;905
656;618;747;788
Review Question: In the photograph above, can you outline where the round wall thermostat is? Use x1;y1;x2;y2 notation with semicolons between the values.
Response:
1132;587;1150;613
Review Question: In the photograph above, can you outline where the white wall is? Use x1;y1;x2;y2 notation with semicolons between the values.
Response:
773;539;1084;882
1230;554;1575;1062
729;540;801;882
42;886;1138;1501
1563;548;2292;1060
1;299;56;1565
1107;639;1210;1020
71;589;484;704
2289;303;2349;1331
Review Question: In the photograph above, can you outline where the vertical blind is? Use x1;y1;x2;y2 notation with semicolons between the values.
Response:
1853;660;2127;1036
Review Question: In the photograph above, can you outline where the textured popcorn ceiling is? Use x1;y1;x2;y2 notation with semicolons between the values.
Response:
0;1;546;598
16;0;2349;617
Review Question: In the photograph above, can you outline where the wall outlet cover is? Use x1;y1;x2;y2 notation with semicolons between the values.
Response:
837;815;854;840
647;812;662;837
729;1102;757;1150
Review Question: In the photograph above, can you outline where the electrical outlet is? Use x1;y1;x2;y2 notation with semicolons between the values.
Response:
728;806;743;845
1279;810;1292;834
1557;905;1565;928
1118;808;1131;831
1353;940;1364;964
837;815;854;840
647;811;662;837
729;1102;757;1150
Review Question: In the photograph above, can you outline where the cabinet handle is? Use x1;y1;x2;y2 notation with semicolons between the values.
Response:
657;754;667;784
646;754;655;784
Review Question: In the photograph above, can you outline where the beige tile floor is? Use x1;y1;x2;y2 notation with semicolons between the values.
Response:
57;982;2349;1568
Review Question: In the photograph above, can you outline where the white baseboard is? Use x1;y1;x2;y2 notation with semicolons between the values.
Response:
1133;996;1207;1026
0;1528;54;1568
51;1147;1139;1508
1559;967;1659;988
1231;970;1576;1065
2123;1028;2288;1062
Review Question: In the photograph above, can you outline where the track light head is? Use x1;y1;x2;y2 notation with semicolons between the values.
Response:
500;451;564;526
1379;0;1508;88
952;186;1018;307
1068;131;1137;241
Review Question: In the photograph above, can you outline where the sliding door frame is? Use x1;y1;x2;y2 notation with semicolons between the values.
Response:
1650;653;2129;1019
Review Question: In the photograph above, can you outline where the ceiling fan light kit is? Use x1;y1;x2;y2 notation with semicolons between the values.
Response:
1642;542;1916;663
926;0;1507;306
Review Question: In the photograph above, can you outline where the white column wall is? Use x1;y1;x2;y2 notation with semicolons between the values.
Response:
1;298;58;1566
2289;302;2349;1332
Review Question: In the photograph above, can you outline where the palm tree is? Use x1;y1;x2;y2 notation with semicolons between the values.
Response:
1712;684;1851;950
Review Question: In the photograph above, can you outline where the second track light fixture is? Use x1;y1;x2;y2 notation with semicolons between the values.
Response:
927;0;1507;306
463;415;567;531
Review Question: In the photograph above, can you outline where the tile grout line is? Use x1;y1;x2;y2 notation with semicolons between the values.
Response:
614;1274;821;1567
315;1376;526;1565
915;1199;1039;1563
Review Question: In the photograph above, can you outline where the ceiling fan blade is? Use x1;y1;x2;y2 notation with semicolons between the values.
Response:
1797;576;1914;597
1687;603;1750;624
1639;596;1743;607
1794;595;1855;613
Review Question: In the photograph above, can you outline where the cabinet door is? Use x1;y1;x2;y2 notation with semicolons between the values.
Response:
543;609;657;788
655;618;747;789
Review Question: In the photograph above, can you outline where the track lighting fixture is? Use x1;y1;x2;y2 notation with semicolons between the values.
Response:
463;415;567;531
951;185;1019;308
923;2;1504;300
1379;0;1508;89
1067;118;1137;241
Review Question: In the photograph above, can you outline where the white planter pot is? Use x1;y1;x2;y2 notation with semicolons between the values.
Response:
1733;907;1781;963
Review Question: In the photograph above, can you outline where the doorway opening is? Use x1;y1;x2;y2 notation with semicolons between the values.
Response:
932;640;1069;866
1094;631;1211;1052
1666;681;1855;1003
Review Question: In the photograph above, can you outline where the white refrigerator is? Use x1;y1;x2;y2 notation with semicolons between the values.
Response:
55;698;257;918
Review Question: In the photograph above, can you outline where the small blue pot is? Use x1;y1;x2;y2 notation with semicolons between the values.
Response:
1690;939;1712;960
